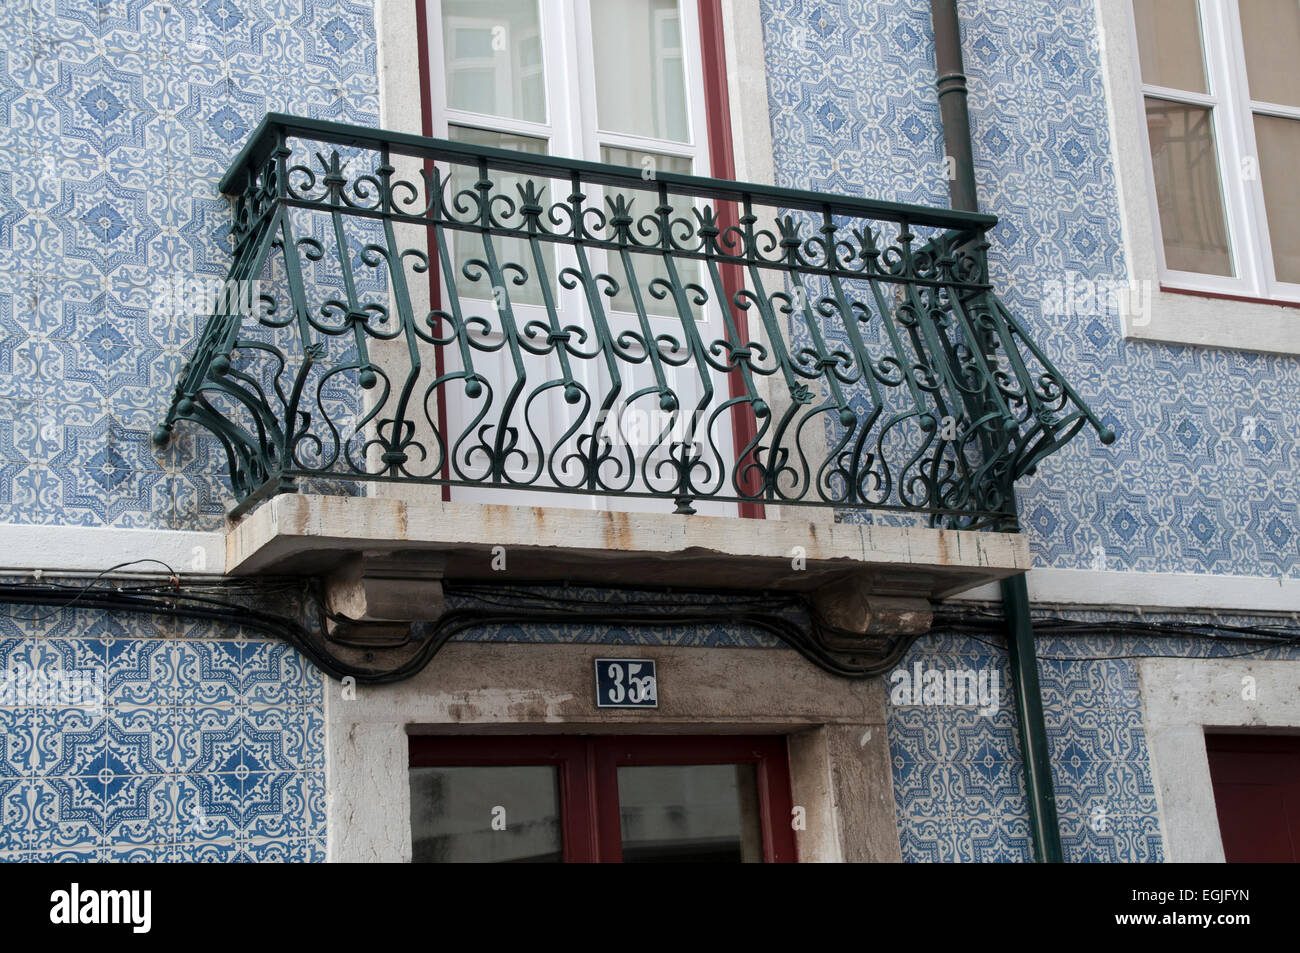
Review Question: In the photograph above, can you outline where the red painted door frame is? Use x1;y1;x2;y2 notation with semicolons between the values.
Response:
414;0;763;517
589;734;795;862
409;734;798;862
1205;733;1300;862
414;0;452;500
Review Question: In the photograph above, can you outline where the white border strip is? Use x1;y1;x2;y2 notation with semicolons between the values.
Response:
0;525;225;575
0;521;1296;614
955;567;1300;614
1139;658;1300;862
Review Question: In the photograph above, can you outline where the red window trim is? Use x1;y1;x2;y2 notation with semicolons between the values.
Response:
697;0;764;519
409;734;798;863
414;0;451;499
414;0;764;518
1158;285;1300;310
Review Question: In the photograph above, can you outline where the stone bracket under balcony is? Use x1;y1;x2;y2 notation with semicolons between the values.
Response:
227;494;1030;644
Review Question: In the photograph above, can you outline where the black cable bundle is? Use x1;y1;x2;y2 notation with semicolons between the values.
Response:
0;565;1296;683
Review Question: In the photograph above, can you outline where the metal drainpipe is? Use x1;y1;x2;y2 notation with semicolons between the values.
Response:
930;0;979;214
928;0;1064;863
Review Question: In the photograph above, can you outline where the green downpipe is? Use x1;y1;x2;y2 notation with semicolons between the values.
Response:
930;0;979;215
929;0;1064;862
1000;573;1064;862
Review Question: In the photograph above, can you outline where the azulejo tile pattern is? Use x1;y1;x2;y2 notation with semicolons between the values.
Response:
758;0;1300;862
0;0;380;531
888;627;1300;863
760;0;1300;580
0;0;1292;865
0;603;325;862
0;0;337;859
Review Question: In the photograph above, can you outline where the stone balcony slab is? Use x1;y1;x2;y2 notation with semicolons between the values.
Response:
227;494;1029;603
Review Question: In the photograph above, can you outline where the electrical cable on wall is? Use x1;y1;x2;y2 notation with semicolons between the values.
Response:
0;572;1296;684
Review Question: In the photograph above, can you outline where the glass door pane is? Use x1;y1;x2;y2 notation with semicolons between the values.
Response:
1253;114;1300;284
439;125;573;496
1133;0;1209;93
616;763;764;862
441;0;548;123
592;0;690;141
597;145;695;319
1144;97;1234;275
410;765;563;862
447;124;553;308
1239;0;1300;108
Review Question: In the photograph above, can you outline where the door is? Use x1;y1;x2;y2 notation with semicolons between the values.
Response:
423;0;739;515
1205;733;1300;862
408;735;797;862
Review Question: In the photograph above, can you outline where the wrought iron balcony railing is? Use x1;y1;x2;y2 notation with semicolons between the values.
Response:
155;114;1111;528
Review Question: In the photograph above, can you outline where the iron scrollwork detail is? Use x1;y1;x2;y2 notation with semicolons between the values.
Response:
156;114;1112;528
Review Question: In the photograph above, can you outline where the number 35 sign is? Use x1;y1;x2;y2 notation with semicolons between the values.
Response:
594;659;658;708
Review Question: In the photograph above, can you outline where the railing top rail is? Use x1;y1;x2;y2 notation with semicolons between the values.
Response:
166;112;1110;528
220;113;1000;233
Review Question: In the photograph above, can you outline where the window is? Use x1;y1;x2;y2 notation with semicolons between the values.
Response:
425;0;711;310
408;735;797;862
1131;0;1300;302
421;0;747;515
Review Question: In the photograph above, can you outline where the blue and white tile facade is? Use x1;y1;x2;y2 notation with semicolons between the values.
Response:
0;594;325;861
0;0;1293;861
758;0;1300;861
0;0;379;531
759;0;1300;580
0;0;367;862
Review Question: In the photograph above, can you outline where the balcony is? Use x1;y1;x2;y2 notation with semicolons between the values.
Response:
157;114;1108;518
154;114;1110;661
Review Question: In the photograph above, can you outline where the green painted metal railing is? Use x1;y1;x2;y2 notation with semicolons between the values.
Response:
155;113;1111;524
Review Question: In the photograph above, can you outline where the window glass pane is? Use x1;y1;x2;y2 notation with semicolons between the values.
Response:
1145;97;1234;275
410;765;563;862
592;0;690;142
1254;114;1300;283
442;0;546;123
1239;0;1300;107
448;125;552;307
599;147;696;318
1133;0;1208;93
617;764;763;862
600;146;693;176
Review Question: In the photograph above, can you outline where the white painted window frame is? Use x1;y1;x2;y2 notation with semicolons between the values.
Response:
423;0;743;516
1130;0;1300;303
426;0;575;156
426;0;711;171
1095;0;1300;353
570;0;710;171
1222;3;1300;304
